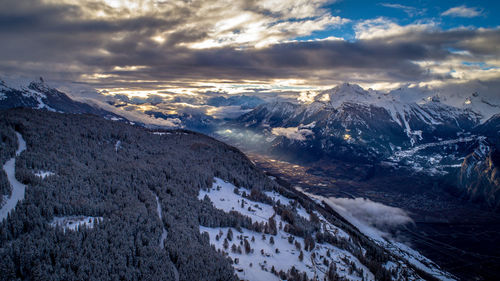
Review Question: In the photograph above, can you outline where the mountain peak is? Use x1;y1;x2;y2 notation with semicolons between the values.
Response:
28;77;51;93
314;83;373;106
335;82;365;93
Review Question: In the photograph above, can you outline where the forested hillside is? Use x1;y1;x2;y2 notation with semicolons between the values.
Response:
0;109;449;280
0;109;272;280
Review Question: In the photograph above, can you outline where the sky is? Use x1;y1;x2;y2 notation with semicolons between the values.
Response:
0;0;499;120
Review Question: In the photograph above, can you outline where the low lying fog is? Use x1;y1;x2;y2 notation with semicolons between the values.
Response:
297;187;414;241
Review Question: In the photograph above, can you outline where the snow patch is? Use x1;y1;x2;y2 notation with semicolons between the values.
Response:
49;216;103;232
34;171;55;179
152;131;172;135
391;136;479;159
201;226;373;281
199;178;275;224
115;140;121;152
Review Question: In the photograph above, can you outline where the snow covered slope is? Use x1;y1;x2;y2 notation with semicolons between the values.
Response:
199;177;455;281
0;78;124;120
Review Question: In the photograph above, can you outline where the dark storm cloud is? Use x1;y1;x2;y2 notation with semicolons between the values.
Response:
85;39;446;85
0;0;499;90
371;27;500;56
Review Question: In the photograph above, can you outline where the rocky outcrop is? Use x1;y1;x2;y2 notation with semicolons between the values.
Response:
459;141;500;211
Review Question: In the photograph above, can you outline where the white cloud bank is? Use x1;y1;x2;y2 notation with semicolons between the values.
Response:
271;126;314;141
441;5;483;18
327;197;413;230
297;187;413;240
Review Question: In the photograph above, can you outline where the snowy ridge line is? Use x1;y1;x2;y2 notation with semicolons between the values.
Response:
0;132;27;221
20;87;57;112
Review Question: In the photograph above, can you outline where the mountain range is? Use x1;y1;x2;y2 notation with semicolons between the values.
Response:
1;79;499;211
232;83;500;210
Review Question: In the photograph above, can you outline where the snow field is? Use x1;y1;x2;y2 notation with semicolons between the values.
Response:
199;178;374;281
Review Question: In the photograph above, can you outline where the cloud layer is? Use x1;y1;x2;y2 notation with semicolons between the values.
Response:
0;0;499;107
326;197;413;230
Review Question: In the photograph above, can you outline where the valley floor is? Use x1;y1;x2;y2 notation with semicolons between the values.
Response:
247;153;500;281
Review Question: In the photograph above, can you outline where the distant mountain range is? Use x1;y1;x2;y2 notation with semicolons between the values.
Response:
233;83;500;210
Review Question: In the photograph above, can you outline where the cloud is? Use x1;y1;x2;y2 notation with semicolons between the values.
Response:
355;17;436;40
322;197;414;240
271;126;313;141
295;187;413;240
441;5;482;18
327;197;413;229
206;105;253;119
380;3;424;17
0;0;499;107
79;98;184;127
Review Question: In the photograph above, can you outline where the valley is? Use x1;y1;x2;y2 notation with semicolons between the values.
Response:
1;109;453;281
1;79;499;280
246;152;500;281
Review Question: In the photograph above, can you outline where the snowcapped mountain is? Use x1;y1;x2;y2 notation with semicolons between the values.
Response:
238;83;484;164
234;83;500;211
452;91;500;123
0;78;124;120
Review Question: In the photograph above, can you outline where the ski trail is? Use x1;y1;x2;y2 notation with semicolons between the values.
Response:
0;132;27;221
155;195;168;249
154;193;179;281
